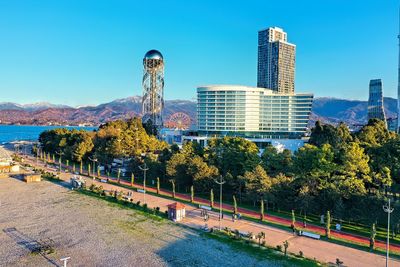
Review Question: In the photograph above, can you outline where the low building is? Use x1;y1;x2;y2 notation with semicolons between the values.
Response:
167;202;186;222
0;146;19;173
23;173;42;183
0;147;12;167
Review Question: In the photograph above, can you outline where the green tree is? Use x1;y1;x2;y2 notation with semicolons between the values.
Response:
131;173;135;187
370;223;376;250
357;119;396;147
171;180;176;198
242;165;272;205
291;210;296;229
326;210;331;238
283;240;289;256
309;121;340;148
260;199;264;221
88;163;91;176
167;143;218;191
190;185;194;203
206;137;260;195
292;144;336;176
261;146;292;175
156;177;160;194
233;195;237;214
80;161;83;174
210;188;214;208
117;169;121;183
256;232;265;247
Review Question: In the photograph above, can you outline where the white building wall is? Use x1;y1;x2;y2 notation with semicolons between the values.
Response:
244;90;260;131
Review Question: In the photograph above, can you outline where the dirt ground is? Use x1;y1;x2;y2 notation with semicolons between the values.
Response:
0;177;284;267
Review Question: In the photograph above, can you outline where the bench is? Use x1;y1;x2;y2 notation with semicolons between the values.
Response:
300;231;320;240
199;205;212;211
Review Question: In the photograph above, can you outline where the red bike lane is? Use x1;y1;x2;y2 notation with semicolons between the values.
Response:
44;159;400;254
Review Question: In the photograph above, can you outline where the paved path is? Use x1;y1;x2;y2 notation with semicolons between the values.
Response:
24;156;400;267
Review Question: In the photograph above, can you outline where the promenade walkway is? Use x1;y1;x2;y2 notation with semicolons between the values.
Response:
25;156;400;267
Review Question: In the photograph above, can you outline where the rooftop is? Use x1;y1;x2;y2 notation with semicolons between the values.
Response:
0;147;11;161
167;202;186;210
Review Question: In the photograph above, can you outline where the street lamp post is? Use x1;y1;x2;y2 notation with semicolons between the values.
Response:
36;146;40;165
214;175;226;230
56;151;64;173
139;162;149;204
60;257;70;267
88;157;98;181
383;198;394;267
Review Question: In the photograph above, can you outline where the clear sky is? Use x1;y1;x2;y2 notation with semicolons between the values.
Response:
0;0;399;106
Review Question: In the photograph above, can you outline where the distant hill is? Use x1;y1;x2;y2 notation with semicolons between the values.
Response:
0;97;197;126
0;96;397;126
311;97;397;125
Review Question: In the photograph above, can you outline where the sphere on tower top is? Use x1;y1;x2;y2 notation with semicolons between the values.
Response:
144;49;163;60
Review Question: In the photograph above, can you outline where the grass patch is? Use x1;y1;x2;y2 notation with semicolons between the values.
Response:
75;188;167;222
202;230;322;267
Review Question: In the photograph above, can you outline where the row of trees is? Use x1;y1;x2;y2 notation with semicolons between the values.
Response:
162;119;400;226
38;118;400;227
38;118;168;175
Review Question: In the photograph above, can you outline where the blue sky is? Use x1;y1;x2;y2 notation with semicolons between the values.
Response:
0;0;398;106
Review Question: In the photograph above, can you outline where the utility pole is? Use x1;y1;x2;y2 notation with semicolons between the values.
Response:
88;157;98;181
383;198;394;267
139;162;149;204
214;175;226;230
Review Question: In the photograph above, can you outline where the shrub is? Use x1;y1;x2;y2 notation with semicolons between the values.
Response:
142;203;148;211
89;184;96;192
136;201;141;206
283;240;289;256
299;251;304;258
276;245;282;252
234;229;241;240
116;191;123;201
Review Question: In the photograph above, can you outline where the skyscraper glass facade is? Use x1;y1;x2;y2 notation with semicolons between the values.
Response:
257;27;296;94
368;79;386;125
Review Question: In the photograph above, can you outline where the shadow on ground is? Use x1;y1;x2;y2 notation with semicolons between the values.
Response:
3;227;59;266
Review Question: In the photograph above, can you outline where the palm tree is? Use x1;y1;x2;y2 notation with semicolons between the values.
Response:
283;240;289;256
257;231;266;247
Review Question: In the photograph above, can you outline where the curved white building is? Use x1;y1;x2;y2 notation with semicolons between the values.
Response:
197;85;313;140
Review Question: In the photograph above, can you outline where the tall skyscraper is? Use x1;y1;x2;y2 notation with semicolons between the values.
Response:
257;27;296;94
142;49;164;133
368;79;386;125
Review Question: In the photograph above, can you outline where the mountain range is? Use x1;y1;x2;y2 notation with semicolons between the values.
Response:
0;96;397;126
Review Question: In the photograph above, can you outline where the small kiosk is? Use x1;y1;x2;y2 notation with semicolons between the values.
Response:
23;173;42;183
167;202;186;222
